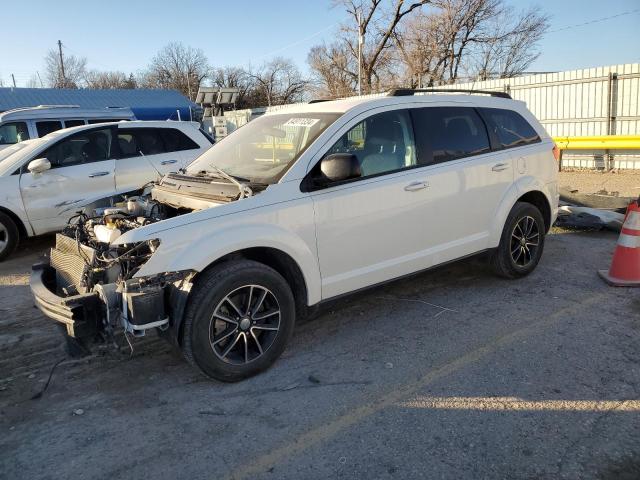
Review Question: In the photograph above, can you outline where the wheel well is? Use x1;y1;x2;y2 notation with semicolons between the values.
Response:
0;207;27;238
199;247;309;318
517;191;551;232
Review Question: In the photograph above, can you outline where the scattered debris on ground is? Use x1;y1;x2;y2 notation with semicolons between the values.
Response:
556;205;625;231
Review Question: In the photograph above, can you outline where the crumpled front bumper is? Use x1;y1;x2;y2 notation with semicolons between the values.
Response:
30;261;102;339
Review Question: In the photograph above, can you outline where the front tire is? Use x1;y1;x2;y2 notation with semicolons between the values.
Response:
182;260;295;382
0;212;19;262
491;202;546;279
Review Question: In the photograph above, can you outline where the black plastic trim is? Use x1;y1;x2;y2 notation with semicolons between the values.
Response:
30;262;101;338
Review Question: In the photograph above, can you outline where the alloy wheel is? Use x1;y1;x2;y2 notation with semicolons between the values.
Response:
0;223;7;254
209;285;281;365
510;215;539;267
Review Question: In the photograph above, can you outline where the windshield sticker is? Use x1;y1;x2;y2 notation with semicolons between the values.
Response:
283;118;319;128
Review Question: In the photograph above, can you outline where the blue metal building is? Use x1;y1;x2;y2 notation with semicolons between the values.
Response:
0;88;200;121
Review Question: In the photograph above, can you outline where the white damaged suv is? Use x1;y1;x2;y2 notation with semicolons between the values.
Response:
31;89;558;381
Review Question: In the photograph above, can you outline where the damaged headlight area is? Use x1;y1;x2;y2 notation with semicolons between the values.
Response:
32;205;195;349
31;170;260;353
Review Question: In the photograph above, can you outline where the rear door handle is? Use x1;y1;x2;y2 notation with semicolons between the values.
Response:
88;171;110;178
492;163;510;172
404;181;429;192
161;160;178;165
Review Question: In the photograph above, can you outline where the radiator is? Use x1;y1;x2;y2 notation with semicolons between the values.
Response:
50;234;96;294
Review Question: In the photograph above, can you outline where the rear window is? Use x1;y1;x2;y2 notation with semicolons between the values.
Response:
160;128;201;151
36;120;63;137
411;107;491;165
116;127;201;158
117;128;165;158
481;108;540;149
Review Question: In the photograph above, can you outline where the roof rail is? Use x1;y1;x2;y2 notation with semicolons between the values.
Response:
308;98;333;104
33;104;81;109
387;88;512;99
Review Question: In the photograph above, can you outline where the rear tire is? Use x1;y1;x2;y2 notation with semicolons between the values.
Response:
0;212;19;262
491;202;546;279
182;259;295;382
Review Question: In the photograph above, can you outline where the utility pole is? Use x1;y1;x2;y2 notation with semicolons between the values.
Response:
57;40;66;87
357;11;363;96
11;74;16;88
36;71;44;88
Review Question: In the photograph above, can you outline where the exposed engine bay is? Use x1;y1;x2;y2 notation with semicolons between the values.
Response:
38;171;261;348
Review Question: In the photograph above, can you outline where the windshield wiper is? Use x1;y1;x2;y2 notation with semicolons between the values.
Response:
210;167;253;198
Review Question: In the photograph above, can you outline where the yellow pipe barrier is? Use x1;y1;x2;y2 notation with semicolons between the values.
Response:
553;135;640;150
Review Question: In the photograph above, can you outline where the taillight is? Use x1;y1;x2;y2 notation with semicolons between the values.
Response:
552;144;560;161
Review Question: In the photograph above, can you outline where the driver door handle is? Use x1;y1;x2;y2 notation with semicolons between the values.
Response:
161;159;178;165
88;171;110;178
404;181;429;192
492;163;510;172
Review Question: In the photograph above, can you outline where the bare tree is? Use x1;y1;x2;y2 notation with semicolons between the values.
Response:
211;66;255;108
246;58;308;106
472;6;547;79
307;43;358;98
140;43;209;99
44;49;87;88
394;0;548;85
26;74;41;88
86;71;137;89
309;0;431;96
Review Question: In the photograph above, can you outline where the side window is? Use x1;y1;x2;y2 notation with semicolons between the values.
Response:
44;128;112;168
36;120;63;138
411;107;491;165
0;122;30;145
64;119;86;128
160;128;200;151
481;108;540;149
326;110;416;178
116;128;166;158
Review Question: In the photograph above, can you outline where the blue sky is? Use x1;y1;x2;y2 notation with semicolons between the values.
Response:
2;0;639;87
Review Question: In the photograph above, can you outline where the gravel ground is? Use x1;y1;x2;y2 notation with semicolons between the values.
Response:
558;170;640;197
0;229;639;480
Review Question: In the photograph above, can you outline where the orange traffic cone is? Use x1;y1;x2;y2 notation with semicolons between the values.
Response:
599;199;640;286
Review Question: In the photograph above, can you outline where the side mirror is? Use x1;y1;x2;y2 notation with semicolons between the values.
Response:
28;158;51;174
316;153;361;186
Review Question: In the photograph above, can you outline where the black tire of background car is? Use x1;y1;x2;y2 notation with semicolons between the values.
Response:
491;201;546;279
0;212;19;261
182;259;296;382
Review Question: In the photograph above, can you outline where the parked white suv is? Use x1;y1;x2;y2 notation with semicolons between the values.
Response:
0;121;212;259
31;90;558;381
0;105;136;151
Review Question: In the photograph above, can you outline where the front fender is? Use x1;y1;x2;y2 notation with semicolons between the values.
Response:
0;178;33;236
134;223;322;306
488;176;556;247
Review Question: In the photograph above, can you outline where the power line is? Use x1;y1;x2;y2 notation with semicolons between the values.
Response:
547;8;640;34
252;22;340;61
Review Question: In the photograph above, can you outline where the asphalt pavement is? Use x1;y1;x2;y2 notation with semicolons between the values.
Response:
1;229;639;480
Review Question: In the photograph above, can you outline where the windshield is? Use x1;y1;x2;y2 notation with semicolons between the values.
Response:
186;112;340;184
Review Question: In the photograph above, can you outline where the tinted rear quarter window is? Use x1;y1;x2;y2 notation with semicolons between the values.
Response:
481;108;540;149
411;107;491;165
